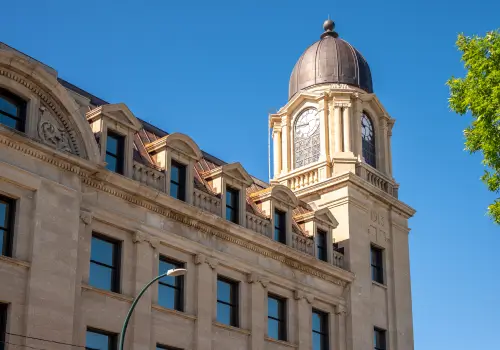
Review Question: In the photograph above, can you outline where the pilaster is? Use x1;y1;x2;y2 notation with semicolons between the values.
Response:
247;273;268;350
280;116;290;175
352;94;363;159
272;126;282;178
333;105;342;154
335;304;347;350
295;290;313;350
342;104;352;152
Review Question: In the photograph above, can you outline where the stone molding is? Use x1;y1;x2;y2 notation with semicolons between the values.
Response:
79;210;92;225
0;131;352;287
294;290;314;304
335;304;347;316
194;254;219;270
0;255;31;269
247;273;269;289
132;230;160;249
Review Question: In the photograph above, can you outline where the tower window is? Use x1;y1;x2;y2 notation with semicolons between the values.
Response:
294;108;321;168
361;113;376;168
0;89;26;132
374;328;387;350
170;160;187;201
371;245;384;284
225;186;239;224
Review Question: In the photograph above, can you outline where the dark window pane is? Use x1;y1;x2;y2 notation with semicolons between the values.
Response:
105;154;118;173
106;136;118;154
0;115;17;129
317;230;327;261
0;97;17;116
371;246;384;284
312;332;322;350
0;200;8;228
268;318;279;339
171;165;179;183
217;302;232;325
89;263;113;291
217;279;231;303
312;312;321;332
86;330;113;350
374;328;386;350
170;161;186;201
170;183;179;200
268;297;279;318
91;237;114;266
274;210;286;243
0;231;4;256
158;285;176;309
0;304;7;350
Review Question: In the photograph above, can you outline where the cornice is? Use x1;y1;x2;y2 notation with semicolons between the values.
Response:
0;132;353;286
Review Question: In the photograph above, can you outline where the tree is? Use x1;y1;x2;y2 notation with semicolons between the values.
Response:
447;30;500;224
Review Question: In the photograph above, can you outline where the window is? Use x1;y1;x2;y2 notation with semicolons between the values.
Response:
371;245;384;284
312;309;328;350
374;328;387;350
89;234;120;292
86;329;117;350
0;304;7;350
0;89;26;132
158;257;184;311
0;196;14;257
361;113;376;168
226;186;239;224
294;108;320;168
105;131;125;174
316;229;327;262
273;209;286;244
157;345;182;350
170;160;186;201
268;294;286;341
216;277;239;327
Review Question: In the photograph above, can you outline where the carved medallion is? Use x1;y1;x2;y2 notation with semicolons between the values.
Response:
38;106;72;153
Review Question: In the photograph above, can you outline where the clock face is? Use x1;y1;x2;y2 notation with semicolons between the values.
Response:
295;109;320;138
361;113;373;141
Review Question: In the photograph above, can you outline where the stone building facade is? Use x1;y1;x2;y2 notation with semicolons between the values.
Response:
0;20;415;350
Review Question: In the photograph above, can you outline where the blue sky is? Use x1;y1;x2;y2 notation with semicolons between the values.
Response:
2;0;499;349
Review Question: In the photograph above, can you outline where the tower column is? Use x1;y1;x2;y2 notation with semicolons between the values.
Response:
333;105;342;153
328;97;336;157
281;116;290;173
272;127;282;177
342;104;352;152
353;94;363;158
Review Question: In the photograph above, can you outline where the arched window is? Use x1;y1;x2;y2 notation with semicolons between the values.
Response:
0;88;26;132
361;113;376;168
294;108;320;168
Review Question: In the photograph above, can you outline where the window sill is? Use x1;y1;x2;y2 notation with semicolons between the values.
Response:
151;304;197;321
372;281;387;289
213;322;250;335
0;255;30;269
81;284;133;302
265;337;297;348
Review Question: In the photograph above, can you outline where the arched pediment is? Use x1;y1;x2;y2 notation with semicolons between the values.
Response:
0;49;100;163
270;184;299;208
146;132;202;161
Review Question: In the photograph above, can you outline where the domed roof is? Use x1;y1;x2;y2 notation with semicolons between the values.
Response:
289;19;373;99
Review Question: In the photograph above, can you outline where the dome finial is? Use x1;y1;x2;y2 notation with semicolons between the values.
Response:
321;18;338;38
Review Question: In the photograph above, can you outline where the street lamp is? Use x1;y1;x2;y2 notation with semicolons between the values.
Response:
118;268;187;350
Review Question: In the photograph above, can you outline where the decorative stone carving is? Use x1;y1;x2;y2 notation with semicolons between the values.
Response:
38;106;72;153
247;273;269;288
335;304;347;316
194;253;206;265
194;254;218;269
149;236;160;249
132;230;147;244
79;210;92;225
294;290;315;304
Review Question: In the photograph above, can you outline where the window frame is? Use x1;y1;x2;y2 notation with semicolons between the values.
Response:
89;233;121;293
361;112;376;168
316;229;328;262
0;88;26;132
105;130;125;175
216;276;239;327
158;256;185;312
273;209;287;244
0;195;15;258
86;327;117;350
0;303;7;350
371;244;384;284
225;186;239;224
156;345;183;350
169;159;187;202
312;308;329;350
267;294;287;341
374;327;387;350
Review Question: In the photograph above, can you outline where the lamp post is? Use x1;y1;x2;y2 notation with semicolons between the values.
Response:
118;268;187;350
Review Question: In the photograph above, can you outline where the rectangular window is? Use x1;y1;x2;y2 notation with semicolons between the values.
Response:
371;245;384;284
0;303;7;350
89;233;121;293
170;160;187;201
158;257;184;311
316;229;327;262
0;89;26;132
374;328;387;350
157;345;182;350
273;209;286;244
216;276;239;327
312;309;328;350
0;196;14;257
268;294;287;341
86;328;117;350
105;131;125;174
225;186;239;224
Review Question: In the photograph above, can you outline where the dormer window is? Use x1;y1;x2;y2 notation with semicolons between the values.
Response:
170;160;187;201
273;209;287;244
316;229;327;262
225;186;239;224
0;88;26;132
105;131;125;174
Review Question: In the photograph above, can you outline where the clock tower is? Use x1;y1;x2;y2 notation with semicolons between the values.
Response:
270;19;416;350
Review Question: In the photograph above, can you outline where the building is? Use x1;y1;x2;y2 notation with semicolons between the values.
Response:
0;19;415;350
